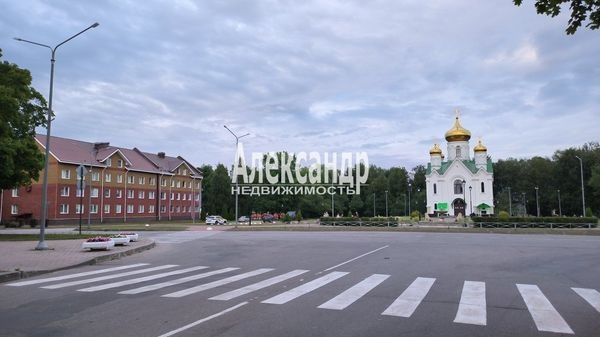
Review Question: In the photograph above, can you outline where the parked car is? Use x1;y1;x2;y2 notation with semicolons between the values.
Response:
238;216;250;223
262;214;275;223
206;215;227;225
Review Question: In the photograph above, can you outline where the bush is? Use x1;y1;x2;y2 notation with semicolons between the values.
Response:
497;211;510;220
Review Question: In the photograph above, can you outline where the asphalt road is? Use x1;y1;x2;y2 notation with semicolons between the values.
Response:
1;231;599;337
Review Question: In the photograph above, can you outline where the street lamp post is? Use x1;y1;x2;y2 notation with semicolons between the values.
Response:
385;190;388;217
522;192;526;216
557;189;562;217
575;156;586;216
408;183;412;216
469;185;472;216
535;186;540;217
461;180;466;217
507;186;512;216
14;22;99;250
224;125;249;225
372;192;375;217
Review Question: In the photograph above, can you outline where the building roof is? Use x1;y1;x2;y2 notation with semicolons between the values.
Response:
426;158;493;175
35;134;202;177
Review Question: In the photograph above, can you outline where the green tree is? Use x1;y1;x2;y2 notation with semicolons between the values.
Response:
0;49;47;189
203;164;232;218
513;0;600;34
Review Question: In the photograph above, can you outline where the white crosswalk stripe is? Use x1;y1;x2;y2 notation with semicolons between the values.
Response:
318;274;390;310
516;284;574;334
382;277;436;318
6;263;598;335
6;263;150;286
40;265;179;289
162;268;274;298
262;271;349;305
572;287;600;313
119;267;239;295
454;281;486;326
210;269;309;301
77;266;209;292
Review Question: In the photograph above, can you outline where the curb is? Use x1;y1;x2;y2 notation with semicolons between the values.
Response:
0;240;156;284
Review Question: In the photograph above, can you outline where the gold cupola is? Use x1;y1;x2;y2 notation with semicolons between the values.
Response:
474;139;487;152
444;110;471;142
429;143;442;155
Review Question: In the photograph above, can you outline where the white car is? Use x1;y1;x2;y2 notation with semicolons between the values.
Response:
206;215;227;225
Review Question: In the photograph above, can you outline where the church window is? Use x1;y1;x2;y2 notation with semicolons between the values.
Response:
456;146;461;158
454;180;464;194
481;182;485;193
433;183;437;194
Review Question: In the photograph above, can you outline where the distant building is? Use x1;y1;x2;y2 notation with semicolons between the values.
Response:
425;112;494;216
0;134;202;225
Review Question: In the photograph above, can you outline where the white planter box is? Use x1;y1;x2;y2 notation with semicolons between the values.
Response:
82;239;115;250
121;233;139;242
112;236;130;245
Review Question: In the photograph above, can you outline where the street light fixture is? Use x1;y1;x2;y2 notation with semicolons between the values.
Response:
14;22;100;250
575;156;586;216
224;125;249;225
535;186;540;217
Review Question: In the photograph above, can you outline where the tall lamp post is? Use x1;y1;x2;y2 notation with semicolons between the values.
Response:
468;185;472;216
408;183;412;216
461;180;466;217
507;186;512;216
535;186;540;217
372;192;376;217
224;125;249;224
385;190;388;217
14;22;99;250
575;156;586;216
557;189;562;217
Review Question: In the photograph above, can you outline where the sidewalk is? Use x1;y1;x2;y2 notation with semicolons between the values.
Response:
0;228;155;283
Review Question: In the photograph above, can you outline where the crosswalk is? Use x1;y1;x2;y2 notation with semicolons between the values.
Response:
6;264;599;334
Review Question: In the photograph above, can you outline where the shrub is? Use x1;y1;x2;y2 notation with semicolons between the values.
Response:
497;211;510;220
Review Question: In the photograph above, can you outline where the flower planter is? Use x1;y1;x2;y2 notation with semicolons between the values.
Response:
120;232;139;242
111;235;130;246
82;238;115;250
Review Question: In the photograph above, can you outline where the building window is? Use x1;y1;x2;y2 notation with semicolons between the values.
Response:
148;191;155;200
117;174;123;183
76;189;86;198
90;204;98;214
115;204;122;214
61;169;71;179
105;173;112;182
118;159;124;168
161;178;167;187
104;189;111;198
138;205;145;213
127;204;134;214
149;177;156;185
171;180;175;188
11;188;18;197
127;190;134;199
127;175;135;184
75;204;84;214
91;188;99;198
138;191;145;199
105;158;112;167
182;193;187;201
481;182;485;193
91;172;100;182
456;146;462;159
454;180;464;195
11;205;18;214
138;176;145;185
59;204;69;214
149;205;155;213
160;192;166;200
161;205;166;213
171;193;175;200
433;183;437;194
60;186;70;197
176;193;181;200
176;206;180;213
104;204;110;214
116;190;122;198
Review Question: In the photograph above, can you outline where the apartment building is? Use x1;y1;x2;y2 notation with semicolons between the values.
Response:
0;135;203;225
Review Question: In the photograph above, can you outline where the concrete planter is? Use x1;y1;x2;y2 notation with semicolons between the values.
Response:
111;236;130;246
82;239;115;250
121;233;139;242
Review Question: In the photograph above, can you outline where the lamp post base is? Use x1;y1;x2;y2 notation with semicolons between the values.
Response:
35;240;50;250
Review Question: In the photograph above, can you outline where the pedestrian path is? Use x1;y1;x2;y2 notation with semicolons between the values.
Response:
6;264;600;335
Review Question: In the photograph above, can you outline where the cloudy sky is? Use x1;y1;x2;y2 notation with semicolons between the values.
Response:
1;0;598;170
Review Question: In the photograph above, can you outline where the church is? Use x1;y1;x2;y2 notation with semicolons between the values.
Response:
425;112;494;217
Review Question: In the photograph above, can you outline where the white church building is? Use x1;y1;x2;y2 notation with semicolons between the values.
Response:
425;112;494;217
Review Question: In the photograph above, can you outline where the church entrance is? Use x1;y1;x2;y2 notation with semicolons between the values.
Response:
453;198;466;216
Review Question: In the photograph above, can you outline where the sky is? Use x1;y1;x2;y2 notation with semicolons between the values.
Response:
1;0;599;171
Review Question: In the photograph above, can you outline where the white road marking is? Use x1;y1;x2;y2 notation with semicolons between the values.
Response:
40;265;178;289
454;281;486;326
318;274;389;310
516;284;574;334
77;266;208;292
119;267;239;295
382;277;436;317
322;245;389;272
157;302;248;337
162;268;274;298
6;263;150;286
572;287;600;313
210;269;309;301
262;271;349;305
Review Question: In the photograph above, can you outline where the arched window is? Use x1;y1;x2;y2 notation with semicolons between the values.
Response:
456;146;462;158
454;180;464;194
433;183;437;194
481;182;485;193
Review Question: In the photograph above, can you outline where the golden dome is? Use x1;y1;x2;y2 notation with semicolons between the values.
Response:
444;111;471;142
429;143;442;155
474;139;487;152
